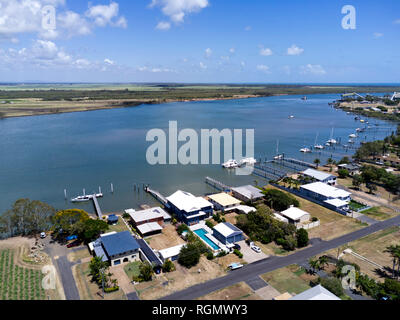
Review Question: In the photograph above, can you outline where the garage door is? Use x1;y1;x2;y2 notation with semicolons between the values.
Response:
114;260;121;266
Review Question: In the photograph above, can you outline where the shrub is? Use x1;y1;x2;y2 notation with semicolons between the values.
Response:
205;220;214;229
104;286;119;293
206;251;215;260
217;250;227;258
263;189;300;211
177;224;189;235
178;244;201;268
338;169;350;179
296;228;309;248
162;259;176;273
319;277;344;297
311;217;319;222
234;249;243;259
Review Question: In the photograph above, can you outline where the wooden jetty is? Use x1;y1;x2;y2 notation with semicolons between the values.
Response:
144;186;168;206
205;177;232;192
91;196;103;219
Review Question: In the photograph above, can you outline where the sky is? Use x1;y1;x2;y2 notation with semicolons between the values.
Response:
0;0;399;83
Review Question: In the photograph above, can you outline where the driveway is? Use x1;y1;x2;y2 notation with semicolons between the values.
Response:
238;240;268;264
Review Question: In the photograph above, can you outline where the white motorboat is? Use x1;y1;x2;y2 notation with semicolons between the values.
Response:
274;154;284;160
289;115;295;119
240;157;257;166
314;144;324;150
300;147;312;153
71;195;92;203
349;134;357;139
222;159;239;168
348;139;355;144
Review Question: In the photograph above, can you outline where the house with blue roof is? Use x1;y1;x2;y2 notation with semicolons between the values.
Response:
93;231;140;267
212;222;244;245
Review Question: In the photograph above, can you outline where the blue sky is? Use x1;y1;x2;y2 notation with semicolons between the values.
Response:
0;0;399;83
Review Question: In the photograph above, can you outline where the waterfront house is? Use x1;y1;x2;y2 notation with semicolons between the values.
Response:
279;206;311;226
166;190;214;225
212;222;244;245
158;244;185;263
231;185;264;202
92;231;140;267
302;168;337;185
324;198;350;211
337;163;361;176
128;207;171;237
300;182;351;203
207;192;242;213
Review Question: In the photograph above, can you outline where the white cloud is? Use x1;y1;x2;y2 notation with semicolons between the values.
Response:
373;32;383;38
257;64;270;73
0;0;127;40
104;58;115;65
287;44;304;56
199;61;207;69
86;2;127;28
260;47;273;56
137;65;176;73
300;64;326;75
156;21;171;30
229;48;235;54
150;0;209;25
205;48;212;58
240;61;245;67
393;19;400;24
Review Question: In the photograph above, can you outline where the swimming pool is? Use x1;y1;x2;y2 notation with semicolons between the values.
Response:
194;229;220;250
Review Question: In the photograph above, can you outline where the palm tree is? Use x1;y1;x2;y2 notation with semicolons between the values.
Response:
318;255;329;270
327;158;334;167
308;258;320;274
314;158;321;168
385;245;399;279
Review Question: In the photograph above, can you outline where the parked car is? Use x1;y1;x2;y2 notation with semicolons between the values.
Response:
251;244;261;253
228;263;244;271
40;232;46;239
67;240;80;248
233;243;241;251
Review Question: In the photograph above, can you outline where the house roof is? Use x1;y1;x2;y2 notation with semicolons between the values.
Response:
166;190;213;213
129;207;169;224
280;207;310;221
302;168;336;181
273;213;289;223
101;231;140;257
290;285;341;300
93;246;108;262
324;198;349;208
231;185;264;200
208;193;242;207
338;163;360;171
301;182;351;199
236;205;256;214
213;222;243;238
137;238;163;267
136;222;163;235
158;244;185;260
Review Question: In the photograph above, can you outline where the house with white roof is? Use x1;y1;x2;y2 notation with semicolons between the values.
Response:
207;192;242;212
324;198;350;211
290;285;341;300
127;207;171;237
158;244;185;263
302;168;337;185
300;182;351;203
212;222;244;245
166;190;214;225
231;185;264;202
279;206;311;226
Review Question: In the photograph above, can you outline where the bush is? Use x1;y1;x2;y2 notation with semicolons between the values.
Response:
122;213;130;219
217;250;227;258
233;249;243;259
178;244;201;268
213;213;222;223
206;251;215;260
311;217;319;222
177;224;189;235
281;235;297;251
205;220;214;229
139;262;154;282
319;277;344;297
104;286;119;293
264;189;300;211
296;228;309;248
162;259;176;273
338;169;350;179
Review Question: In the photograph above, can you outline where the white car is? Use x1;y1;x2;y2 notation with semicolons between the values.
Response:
251;244;261;253
40;232;46;239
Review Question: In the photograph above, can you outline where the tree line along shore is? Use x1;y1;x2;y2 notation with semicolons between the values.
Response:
1;84;399;119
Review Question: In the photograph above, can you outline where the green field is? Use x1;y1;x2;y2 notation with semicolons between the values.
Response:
0;249;45;300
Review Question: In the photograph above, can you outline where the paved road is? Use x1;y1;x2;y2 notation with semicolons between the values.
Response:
56;256;80;300
162;215;400;300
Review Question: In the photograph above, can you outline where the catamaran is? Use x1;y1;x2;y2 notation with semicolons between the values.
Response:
314;133;324;150
326;128;338;145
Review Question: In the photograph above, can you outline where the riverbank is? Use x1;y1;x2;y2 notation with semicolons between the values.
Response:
1;84;399;119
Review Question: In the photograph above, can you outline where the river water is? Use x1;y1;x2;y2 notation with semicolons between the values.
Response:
0;93;395;214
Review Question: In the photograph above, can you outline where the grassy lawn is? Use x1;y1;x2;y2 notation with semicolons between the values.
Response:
197;282;261;300
261;265;311;295
107;217;130;233
349;200;367;211
68;248;92;263
124;261;141;280
361;207;394;221
324;226;400;281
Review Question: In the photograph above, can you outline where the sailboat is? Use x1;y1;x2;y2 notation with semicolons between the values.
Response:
274;140;283;160
314;133;324;150
326;128;338;145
